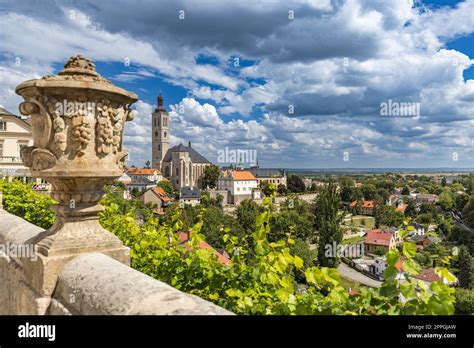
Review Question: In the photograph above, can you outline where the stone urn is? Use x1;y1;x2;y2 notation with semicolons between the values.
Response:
15;55;137;261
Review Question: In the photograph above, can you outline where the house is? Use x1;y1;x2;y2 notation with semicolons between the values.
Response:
0;106;33;178
126;177;158;193
177;231;230;265
141;186;172;214
218;169;259;205
248;166;287;187
179;186;201;206
370;256;404;279
350;200;375;215
387;194;402;206
415;194;439;203
408;223;425;237
117;172;131;185
364;229;396;254
127;167;163;183
396;202;408;214
408;235;433;251
414;268;457;286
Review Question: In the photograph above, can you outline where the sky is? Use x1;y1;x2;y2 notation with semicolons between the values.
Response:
0;0;473;169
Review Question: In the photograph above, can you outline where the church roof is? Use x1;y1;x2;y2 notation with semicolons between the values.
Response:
162;143;210;164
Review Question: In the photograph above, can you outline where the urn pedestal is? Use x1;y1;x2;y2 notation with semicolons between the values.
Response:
15;55;138;303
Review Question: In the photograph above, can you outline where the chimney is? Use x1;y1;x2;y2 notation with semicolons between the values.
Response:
188;141;191;147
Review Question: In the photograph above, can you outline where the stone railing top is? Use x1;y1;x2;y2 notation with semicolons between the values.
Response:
52;253;233;315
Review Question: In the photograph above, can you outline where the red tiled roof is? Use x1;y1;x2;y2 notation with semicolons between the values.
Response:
151;186;171;202
350;200;375;208
128;168;162;175
177;232;230;265
365;229;393;246
414;268;439;283
396;203;408;212
222;170;256;181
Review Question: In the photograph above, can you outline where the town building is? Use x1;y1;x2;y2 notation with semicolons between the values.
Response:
218;169;259;205
415;194;439;203
151;95;211;190
0;106;33;178
350;200;375;215
127;167;163;183
179;186;201;206
141;186;171;214
248;166;287;187
125;167;163;193
364;229;396;254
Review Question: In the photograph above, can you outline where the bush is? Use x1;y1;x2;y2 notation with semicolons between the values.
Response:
0;179;55;229
454;288;474;314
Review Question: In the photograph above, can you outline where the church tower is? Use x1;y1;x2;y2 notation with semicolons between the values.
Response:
151;94;169;169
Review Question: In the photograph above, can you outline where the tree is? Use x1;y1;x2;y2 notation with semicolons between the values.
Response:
144;160;151;169
287;174;305;193
404;198;417;217
235;199;262;233
201;164;220;189
455;194;469;211
157;180;174;197
462;195;474;229
458;246;473;289
374;205;403;228
339;184;354;203
439;190;454;211
270;198;315;242
314;182;343;267
260;181;276;197
401;186;410;195
454;288;474;314
361;183;377;200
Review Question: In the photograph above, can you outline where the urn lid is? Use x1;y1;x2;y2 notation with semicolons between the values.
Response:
15;55;138;103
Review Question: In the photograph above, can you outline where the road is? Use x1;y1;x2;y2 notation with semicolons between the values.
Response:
337;263;382;288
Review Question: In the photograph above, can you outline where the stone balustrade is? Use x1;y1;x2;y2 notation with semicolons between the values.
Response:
0;208;231;315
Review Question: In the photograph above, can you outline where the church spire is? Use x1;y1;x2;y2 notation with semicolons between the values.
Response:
155;92;166;112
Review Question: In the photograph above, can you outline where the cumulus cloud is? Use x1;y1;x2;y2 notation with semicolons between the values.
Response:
0;0;473;167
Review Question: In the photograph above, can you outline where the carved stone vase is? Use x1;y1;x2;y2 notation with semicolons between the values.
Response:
15;55;138;262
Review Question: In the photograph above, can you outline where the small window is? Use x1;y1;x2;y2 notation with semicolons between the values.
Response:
0;122;6;131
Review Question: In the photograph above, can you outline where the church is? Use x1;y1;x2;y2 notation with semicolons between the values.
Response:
151;95;211;190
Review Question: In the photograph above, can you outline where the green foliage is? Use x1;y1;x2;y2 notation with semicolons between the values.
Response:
0;179;55;229
454;288;474;314
458;246;473;289
439;190;454;211
157;180;174;197
287;174;305;193
259;181;277;197
361;183;377;200
315;182;344;268
0;180;458;315
235;199;263;234
374;204;403;228
462;195;474;229
201;164;220;189
270;198;315;242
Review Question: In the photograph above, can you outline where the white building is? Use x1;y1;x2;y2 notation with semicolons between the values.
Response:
0;106;33;178
218;169;259;205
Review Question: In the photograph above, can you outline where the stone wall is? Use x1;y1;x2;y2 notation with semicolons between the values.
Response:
0;209;231;315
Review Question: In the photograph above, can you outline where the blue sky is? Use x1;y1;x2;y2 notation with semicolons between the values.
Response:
1;0;473;169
